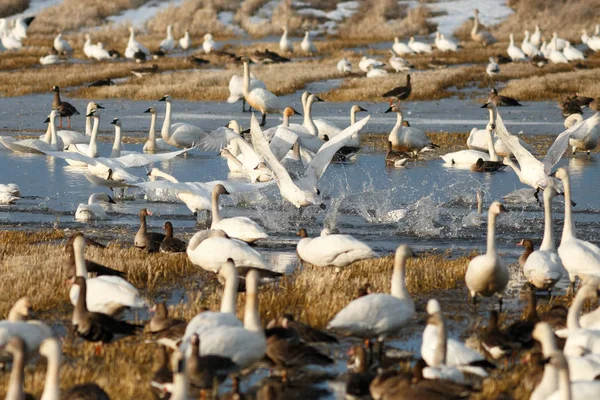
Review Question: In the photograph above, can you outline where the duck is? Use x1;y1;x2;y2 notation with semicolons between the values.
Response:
549;44;569;64
125;26;150;59
52;85;79;129
75;193;115;221
159;25;175;52
523;188;564;289
385;102;438;156
465;201;509;306
471;9;497;46
179;29;191;52
408;36;432;53
486;57;500;77
434;31;458;52
279;27;293;52
392;37;414;55
382;74;411;101
385;141;410;168
471;157;505;172
301;31;317;54
296;227;376;268
68;233;146;315
563;41;585;61
521;30;540;57
488;88;522;106
508;33;527;61
462;190;486;227
159;222;187;253
337;57;352;73
327;245;415;361
202;33;217;53
388;50;413;72
555;167;600;293
53;32;72;55
131;64;159;77
158;94;207;148
359;56;385;72
518;239;534;268
142;106;171;152
210;184;268;243
241;58;284;126
227;73;266;112
186;230;269;273
366;64;388;77
135;208;166;252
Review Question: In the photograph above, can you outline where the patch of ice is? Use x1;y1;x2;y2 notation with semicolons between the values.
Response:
217;11;245;36
10;0;61;19
107;0;185;29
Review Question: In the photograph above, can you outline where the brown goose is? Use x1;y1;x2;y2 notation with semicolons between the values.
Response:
517;239;534;268
559;96;583;119
52;85;79;128
487;88;522;107
573;94;594;108
346;345;376;399
480;311;511;359
502;288;539;348
470;157;505;172
382;74;411;101
131;64;159;77
148;302;187;341
65;233;125;278
188;56;210;66
72;277;141;352
159;222;187;253
64;384;111;400
471;9;497;47
278;314;338;344
5;337;36;400
135;208;166;252
187;334;238;394
385;141;410;167
150;345;173;400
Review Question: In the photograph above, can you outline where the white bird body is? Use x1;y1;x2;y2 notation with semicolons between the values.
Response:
337;57;352;73
0;320;53;362
563;41;585;61
40;54;61;65
408;36;432;54
549;47;569;64
531;25;542;47
366;65;388;78
521;30;540;57
1;31;22;50
387;105;436;156
301;31;317;54
242;60;284;124
227;73;265;105
441;149;491;164
435;32;458;52
587;35;600;51
388;51;412;72
467;124;537;157
279;27;293;52
75;193;113;221
1;110;64;154
202;33;217;53
0;183;20;204
359;56;384;73
179;30;190;51
297;229;375;268
159;95;207;148
392;37;414;55
53;33;72;54
83;34;95;58
314;105;367;147
91;42;111;60
550;33;566;51
508;33;527;61
125;27;150;58
159;25;175;52
568;113;600;154
486;57;500;77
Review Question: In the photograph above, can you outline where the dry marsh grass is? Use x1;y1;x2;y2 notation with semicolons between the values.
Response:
0;0;29;18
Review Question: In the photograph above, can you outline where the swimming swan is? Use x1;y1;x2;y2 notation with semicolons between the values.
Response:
296;227;376;268
142;106;171;152
385;103;437;156
242;58;285;126
75;193;115;221
158;94;207;148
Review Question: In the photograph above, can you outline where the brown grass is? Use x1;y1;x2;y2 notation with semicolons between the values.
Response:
147;0;233;37
0;0;29;18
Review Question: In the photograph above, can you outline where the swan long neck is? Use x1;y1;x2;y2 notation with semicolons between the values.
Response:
220;268;238;314
431;317;447;367
350;108;357;125
187;232;205;251
388;110;404;145
73;240;88;277
242;62;250;97
540;192;555;251
211;190;222;225
557;361;572;400
486;210;498;255
161;100;172;142
561;173;575;241
40;341;61;400
304;96;318;136
49;113;59;147
6;343;25;400
85;103;94;135
567;288;587;331
391;252;410;301
282;112;290;127
88;115;100;157
42;124;52;143
243;272;263;334
486;128;499;161
147;113;157;148
111;124;122;158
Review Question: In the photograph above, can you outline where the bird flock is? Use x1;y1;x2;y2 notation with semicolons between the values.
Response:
3;6;600;400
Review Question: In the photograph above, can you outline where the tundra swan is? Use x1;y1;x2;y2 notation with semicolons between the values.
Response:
385;103;437;156
142;107;171;152
359;56;384;73
279;27;293;52
366;64;388;77
125;26;150;59
242;58;284;126
159;94;207;148
75;193;115;221
53;32;72;54
202;33;217;53
531;25;542;47
561;282;600;356
563;41;585;61
388;50;413;72
486;57;500;77
301;31;317;54
435;32;458;52
296;227;376;267
314;104;368;148
0;110;63;154
227;73;266;112
566;107;600;154
462;190;486;227
521;30;539;57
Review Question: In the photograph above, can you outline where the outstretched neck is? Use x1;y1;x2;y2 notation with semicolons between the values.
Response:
561;175;575;241
486;211;498;254
88;116;100;157
540;195;555;251
220;271;238;313
161;101;172;142
110;125;122;158
242;62;250;96
388;111;404;145
40;344;61;400
147;113;157;149
211;191;222;225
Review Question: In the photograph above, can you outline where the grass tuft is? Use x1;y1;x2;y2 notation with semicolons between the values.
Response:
0;0;29;18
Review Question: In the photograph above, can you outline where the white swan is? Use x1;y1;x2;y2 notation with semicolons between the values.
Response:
546;352;600;400
0;320;53;363
566;109;600;154
62;106;102;165
301;31;317;54
507;33;527;61
0;110;64;154
159;94;207;148
555;168;600;291
291;92;323;138
186;229;269;273
392;37;414;55
435;32;458;52
179;30;191;52
202;33;217;53
388;50;413;73
75;193;115;221
563;41;585;61
296;227;376;268
68;234;146;315
562;283;600;356
251;113;370;208
53;32;72;54
523;187;564;289
227;73;266;112
210;184;268;243
159;25;175;53
146;168;211;215
327;245;414;346
242;58;284;126
109;118;136;158
264;103;324;154
1;31;22;50
142;106;171;152
531;24;542;47
465;201;509;303
125;26;150;59
521;30;539;57
40;54;61;65
279;27;293;53
314;104;368;148
337;57;352;73
90;42;110;60
462;190;486;227
549;43;569;64
358;56;384;73
550;32;566;51
0;183;20;204
83;34;95;58
386;103;437;156
408;36;432;54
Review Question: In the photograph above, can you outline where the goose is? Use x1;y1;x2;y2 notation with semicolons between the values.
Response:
566;103;600;154
327;245;415;358
465;201;509;305
160;25;175;53
135;208;166;252
462;190;486;227
521;30;540;57
202;33;217;53
149;303;187;343
179;30;191;52
159;222;187;254
518;239;534;268
471;9;496;46
408;36;432;54
546;352;600;400
38;337;111;400
531;25;542;47
125;26;150;59
508;33;527;61
227;73;266;112
388;50;413;72
296;227;376;268
531;53;549;68
549;44;569;64
1;30;22;50
158;94;207;148
279;27;293;52
53;32;72;54
359;56;385;73
392;37;414;55
268;314;338;343
40;52;61;65
0;317;52;363
346;345;376;399
385;103;438;156
422;299;491;376
434;32;458;52
523;188;564;289
581;29;590;45
337;57;352;73
488;88;522;106
186;334;238;394
75;193;115;221
385;141;410;167
314;105;368;148
186;230;269;273
555;168;600;293
142;107;171;152
131;64;159;77
366;64;388;77
82;33;95;56
550;32;566;51
382;74;411;101
69;233;147;315
301;31;317;54
563;41;585;61
486;57;500;77
90;42;111;60
52;85;79;129
242;58;284;126
471;157;505;172
210;184;268;243
251;113;370;209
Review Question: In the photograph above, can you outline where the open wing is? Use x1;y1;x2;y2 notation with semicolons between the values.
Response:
542;121;584;173
196;127;239;152
135;178;271;197
229;137;262;169
568;113;600;140
302;115;371;187
493;110;541;168
269;126;298;161
115;146;197;168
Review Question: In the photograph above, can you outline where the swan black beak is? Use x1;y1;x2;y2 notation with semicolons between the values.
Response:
359;107;368;112
96;104;105;109
110;118;118;125
144;108;152;113
499;204;509;213
292;108;302;116
481;103;491;108
384;106;393;113
86;111;95;117
315;96;325;102
43;117;50;123
159;96;167;102
108;196;116;204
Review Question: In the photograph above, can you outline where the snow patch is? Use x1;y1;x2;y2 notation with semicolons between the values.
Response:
107;0;185;28
10;0;61;19
217;11;245;36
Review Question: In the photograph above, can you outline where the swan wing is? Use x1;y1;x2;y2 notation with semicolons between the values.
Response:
542;122;582;173
250;114;295;187
114;146;196;168
197;127;239;152
302;115;371;186
230;137;262;169
494;111;540;167
269;126;298;161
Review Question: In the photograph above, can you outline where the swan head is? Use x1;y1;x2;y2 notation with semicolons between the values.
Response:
45;109;60;123
283;107;302;117
226;120;241;133
296;228;308;238
394;37;400;43
474;8;479;15
159;94;172;102
110;117;121;127
213;184;230;196
129;26;134;34
351;105;368;113
204;33;213;40
395;244;413;261
39;337;61;362
8;297;32;321
554;167;568;181
86;107;101;118
144;106;156;115
489;201;508;216
384;103;400;113
426;298;441;315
